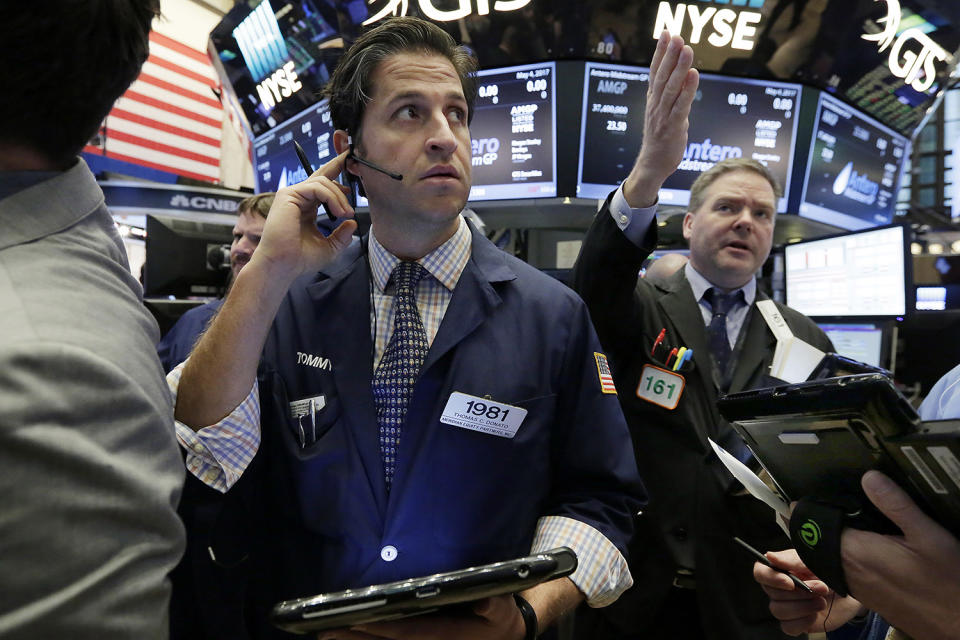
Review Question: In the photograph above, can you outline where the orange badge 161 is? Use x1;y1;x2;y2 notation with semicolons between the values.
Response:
594;352;617;395
636;364;685;409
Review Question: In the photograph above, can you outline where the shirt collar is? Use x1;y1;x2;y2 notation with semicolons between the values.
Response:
368;216;472;293
684;261;756;307
0;168;63;203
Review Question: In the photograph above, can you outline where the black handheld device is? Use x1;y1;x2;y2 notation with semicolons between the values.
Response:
270;547;577;634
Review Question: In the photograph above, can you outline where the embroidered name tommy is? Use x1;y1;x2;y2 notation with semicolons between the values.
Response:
296;351;332;370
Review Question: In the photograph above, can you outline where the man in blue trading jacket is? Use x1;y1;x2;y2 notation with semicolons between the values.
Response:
572;33;832;640
158;192;274;372
172;16;644;640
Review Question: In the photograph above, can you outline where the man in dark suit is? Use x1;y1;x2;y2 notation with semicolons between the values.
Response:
572;32;832;640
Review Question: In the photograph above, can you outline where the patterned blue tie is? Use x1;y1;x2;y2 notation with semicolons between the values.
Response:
372;261;429;490
705;287;752;464
704;287;741;382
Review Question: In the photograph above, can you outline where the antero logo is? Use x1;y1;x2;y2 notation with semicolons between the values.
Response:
799;519;821;548
678;138;743;172
472;137;500;166
832;161;879;205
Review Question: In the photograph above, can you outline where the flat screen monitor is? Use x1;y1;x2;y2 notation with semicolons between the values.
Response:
784;224;910;319
816;322;886;368
916;286;948;311
577;63;801;211
253;100;336;193
913;256;960;311
209;0;343;138
468;62;557;201
798;92;909;230
144;214;233;298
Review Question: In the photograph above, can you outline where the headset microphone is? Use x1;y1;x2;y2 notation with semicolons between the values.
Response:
347;134;403;181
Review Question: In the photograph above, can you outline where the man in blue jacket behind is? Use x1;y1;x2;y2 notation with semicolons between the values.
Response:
171;16;644;639
157;192;274;373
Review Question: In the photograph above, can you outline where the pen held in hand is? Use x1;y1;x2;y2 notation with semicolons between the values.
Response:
292;139;336;223
732;536;813;593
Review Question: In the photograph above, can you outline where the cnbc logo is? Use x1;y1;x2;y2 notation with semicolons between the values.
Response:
799;519;821;548
653;1;766;51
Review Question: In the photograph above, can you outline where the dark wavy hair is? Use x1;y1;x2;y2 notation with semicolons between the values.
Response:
0;0;160;164
322;16;477;145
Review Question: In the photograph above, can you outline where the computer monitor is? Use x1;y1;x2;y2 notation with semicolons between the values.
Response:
577;63;802;211
916;286;948;311
208;0;343;138
784;224;911;319
144;214;234;298
797;92;909;230
253;100;336;193
913;255;960;311
816;322;887;368
468;62;557;201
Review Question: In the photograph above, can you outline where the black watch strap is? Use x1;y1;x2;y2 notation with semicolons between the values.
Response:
513;593;538;640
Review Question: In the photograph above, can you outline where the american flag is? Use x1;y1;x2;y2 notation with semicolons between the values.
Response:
84;31;223;183
594;352;617;395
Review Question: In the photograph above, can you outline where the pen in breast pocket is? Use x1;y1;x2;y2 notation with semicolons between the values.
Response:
651;328;666;357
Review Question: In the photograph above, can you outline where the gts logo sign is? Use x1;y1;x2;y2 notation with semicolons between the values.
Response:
296;352;332;371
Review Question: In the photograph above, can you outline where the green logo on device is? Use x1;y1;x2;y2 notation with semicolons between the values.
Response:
800;519;821;548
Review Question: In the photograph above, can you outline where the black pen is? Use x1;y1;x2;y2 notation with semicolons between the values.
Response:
733;536;813;593
292;139;335;222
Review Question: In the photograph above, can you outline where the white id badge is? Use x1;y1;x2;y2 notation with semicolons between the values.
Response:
440;392;528;438
636;364;685;410
289;394;326;419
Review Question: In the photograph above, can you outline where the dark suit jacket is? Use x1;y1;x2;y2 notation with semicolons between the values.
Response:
571;197;833;640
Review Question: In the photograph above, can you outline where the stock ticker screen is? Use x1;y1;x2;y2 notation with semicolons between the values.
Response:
252;100;336;193
468;62;557;201
577;62;801;211
798;92;909;230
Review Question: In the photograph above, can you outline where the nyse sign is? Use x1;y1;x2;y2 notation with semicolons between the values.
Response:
363;0;531;25
862;0;952;93
652;2;762;51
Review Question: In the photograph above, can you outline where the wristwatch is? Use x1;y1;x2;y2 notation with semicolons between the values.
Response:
513;594;538;640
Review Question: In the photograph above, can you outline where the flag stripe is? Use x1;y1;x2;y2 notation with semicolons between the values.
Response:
105;129;219;167
110;107;220;148
123;89;222;129
106;115;220;158
137;71;221;110
114;96;221;140
99;139;220;180
150;31;212;65
97;149;218;183
106;33;224;183
149;41;219;82
144;55;218;91
128;80;224;121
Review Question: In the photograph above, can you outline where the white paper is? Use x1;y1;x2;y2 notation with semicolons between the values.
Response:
709;438;790;535
776;338;826;384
